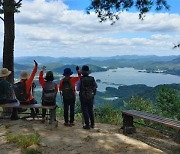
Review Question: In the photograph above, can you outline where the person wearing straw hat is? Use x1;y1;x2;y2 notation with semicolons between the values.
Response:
18;60;39;117
0;68;12;101
0;68;19;120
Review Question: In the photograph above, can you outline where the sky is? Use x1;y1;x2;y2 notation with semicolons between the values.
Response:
0;0;180;57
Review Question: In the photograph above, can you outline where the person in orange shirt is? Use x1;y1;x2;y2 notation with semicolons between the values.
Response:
19;60;39;117
39;66;58;123
59;66;81;126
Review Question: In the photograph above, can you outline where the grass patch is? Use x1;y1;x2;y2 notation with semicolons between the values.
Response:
23;148;42;154
6;132;40;149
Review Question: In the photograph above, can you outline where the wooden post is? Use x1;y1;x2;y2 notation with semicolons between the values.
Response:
122;113;136;134
174;130;180;144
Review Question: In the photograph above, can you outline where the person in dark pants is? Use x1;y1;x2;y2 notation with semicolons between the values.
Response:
0;68;19;120
39;66;58;123
59;67;81;127
76;65;97;130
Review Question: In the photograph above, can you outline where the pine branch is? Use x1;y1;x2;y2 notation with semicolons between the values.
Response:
0;16;4;21
0;1;3;6
15;0;22;7
173;43;180;49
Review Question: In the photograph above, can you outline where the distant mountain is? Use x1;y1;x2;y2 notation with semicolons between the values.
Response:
52;64;107;73
92;55;179;62
15;56;59;64
1;55;179;77
13;63;107;78
168;56;180;64
14;55;179;65
15;56;95;65
14;63;32;70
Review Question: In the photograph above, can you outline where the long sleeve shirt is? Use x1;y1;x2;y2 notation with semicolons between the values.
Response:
21;65;37;102
39;71;58;91
59;71;81;92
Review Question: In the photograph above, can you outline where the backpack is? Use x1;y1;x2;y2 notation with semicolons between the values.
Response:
62;78;75;100
42;81;57;104
13;80;29;102
0;80;9;100
80;76;96;100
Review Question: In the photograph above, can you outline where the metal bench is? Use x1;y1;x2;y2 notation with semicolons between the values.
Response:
0;102;57;125
122;110;180;134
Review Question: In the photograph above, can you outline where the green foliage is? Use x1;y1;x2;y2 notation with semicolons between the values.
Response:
156;86;180;120
94;103;123;125
56;105;64;117
23;148;42;154
6;132;40;149
0;0;22;14
124;95;153;113
87;0;169;24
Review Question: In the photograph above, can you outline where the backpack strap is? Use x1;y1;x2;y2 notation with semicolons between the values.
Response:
23;79;31;100
0;80;7;96
80;76;97;94
62;77;74;92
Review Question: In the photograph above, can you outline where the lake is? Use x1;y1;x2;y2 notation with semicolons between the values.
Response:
91;67;180;91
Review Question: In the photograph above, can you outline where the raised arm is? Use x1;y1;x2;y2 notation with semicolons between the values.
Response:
39;66;46;88
39;71;45;88
26;60;38;89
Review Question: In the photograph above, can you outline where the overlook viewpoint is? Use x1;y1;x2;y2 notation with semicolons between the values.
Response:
0;118;179;154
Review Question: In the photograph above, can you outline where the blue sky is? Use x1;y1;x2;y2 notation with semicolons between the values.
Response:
63;0;180;13
0;0;180;57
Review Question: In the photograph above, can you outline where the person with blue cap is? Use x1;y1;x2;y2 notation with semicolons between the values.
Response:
59;66;81;127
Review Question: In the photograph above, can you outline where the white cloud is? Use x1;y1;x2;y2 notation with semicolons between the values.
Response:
0;0;180;57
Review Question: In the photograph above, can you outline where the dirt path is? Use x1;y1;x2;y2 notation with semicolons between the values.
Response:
0;118;179;154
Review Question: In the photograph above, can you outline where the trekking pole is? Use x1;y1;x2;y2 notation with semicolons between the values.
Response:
59;92;64;118
60;92;63;105
32;82;36;97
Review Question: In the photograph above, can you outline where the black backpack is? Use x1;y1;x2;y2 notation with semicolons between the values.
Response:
42;81;57;104
0;80;9;100
13;80;29;102
80;76;96;100
62;78;75;100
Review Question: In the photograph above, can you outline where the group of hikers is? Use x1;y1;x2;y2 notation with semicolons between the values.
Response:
0;60;97;130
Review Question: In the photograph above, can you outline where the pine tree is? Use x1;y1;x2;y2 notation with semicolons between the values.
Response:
0;0;22;83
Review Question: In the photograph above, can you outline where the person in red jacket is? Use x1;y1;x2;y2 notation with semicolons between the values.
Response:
39;66;58;123
59;66;81;126
19;60;39;117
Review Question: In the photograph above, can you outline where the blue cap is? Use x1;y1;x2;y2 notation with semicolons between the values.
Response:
63;68;73;76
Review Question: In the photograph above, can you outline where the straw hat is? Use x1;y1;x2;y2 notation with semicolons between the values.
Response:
20;71;29;80
0;68;11;77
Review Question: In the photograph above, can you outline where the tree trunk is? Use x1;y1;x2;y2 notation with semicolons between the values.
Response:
2;0;15;117
3;0;15;84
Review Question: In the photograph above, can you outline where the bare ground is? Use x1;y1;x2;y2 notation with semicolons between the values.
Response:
0;118;179;154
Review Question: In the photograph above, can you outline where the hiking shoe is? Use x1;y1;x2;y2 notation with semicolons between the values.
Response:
64;123;69;126
69;123;75;127
10;116;19;120
91;125;94;129
83;125;90;130
42;117;45;123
